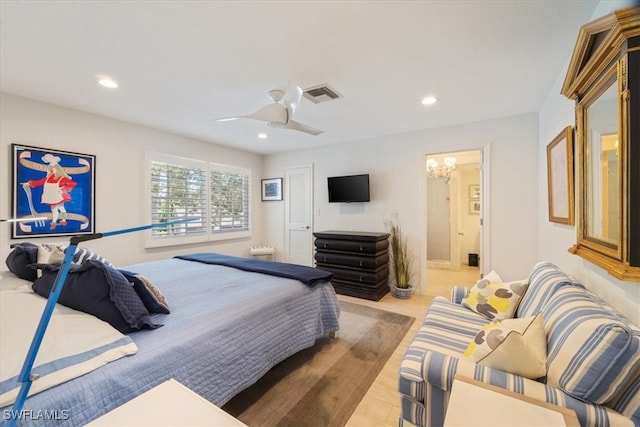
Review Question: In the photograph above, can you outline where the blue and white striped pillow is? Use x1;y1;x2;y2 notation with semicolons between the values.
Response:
608;367;640;425
517;262;580;318
543;286;640;404
71;246;114;267
38;243;113;268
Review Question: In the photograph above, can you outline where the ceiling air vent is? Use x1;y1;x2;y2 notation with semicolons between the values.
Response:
303;84;342;104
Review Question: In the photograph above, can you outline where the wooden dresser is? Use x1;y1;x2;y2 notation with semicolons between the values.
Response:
313;230;390;301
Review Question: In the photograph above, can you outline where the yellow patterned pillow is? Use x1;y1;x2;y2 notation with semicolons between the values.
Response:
461;276;528;320
464;312;547;379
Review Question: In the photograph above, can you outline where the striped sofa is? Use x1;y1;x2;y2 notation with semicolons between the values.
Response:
398;262;640;427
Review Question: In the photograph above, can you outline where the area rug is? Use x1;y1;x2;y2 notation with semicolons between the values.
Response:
222;301;415;427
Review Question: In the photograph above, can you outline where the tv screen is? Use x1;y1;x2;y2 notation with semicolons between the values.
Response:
327;174;370;203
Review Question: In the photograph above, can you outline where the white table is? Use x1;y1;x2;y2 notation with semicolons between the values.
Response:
444;376;579;427
86;379;247;426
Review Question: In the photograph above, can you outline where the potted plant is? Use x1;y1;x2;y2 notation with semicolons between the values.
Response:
389;220;414;299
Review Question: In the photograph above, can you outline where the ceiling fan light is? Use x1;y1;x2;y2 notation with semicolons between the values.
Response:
258;133;268;139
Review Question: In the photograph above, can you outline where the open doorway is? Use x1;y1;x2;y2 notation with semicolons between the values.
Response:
425;150;483;296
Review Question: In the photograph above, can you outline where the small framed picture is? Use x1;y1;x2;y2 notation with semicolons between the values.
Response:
469;184;480;199
469;200;480;214
261;178;283;201
546;126;574;225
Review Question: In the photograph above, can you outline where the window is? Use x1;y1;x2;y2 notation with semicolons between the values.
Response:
146;153;250;247
210;164;250;234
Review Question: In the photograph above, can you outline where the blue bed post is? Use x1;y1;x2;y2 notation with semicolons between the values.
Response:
6;217;199;427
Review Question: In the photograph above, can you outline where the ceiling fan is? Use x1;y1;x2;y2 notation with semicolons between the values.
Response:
217;84;324;136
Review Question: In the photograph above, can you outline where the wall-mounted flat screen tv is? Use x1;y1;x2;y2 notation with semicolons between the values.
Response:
327;174;370;203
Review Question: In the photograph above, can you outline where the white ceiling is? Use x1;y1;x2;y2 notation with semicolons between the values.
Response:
0;1;599;155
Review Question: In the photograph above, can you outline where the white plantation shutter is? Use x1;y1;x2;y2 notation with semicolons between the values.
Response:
149;160;207;238
147;153;250;247
210;164;250;234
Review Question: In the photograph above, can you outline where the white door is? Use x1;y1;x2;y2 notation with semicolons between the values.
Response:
284;165;313;266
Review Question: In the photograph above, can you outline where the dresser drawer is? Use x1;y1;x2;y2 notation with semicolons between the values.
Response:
314;252;388;271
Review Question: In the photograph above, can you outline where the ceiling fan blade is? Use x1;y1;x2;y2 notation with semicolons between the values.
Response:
285;119;324;136
221;104;287;126
283;84;303;118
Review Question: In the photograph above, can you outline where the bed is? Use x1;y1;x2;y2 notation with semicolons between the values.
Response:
0;251;340;426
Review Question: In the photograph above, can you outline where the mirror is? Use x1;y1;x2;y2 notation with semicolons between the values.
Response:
562;7;640;281
585;81;619;248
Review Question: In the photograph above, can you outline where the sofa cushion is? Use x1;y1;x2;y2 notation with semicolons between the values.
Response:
517;262;580;318
464;312;546;379
543;286;640;404
461;276;528;321
608;367;640;426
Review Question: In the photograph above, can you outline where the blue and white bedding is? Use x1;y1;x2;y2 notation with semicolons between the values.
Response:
0;288;138;408
1;257;340;426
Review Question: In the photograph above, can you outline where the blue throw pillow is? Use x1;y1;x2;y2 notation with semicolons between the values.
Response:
6;242;39;281
119;269;170;314
32;260;160;333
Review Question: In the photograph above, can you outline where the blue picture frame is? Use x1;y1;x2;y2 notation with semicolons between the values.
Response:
12;144;96;238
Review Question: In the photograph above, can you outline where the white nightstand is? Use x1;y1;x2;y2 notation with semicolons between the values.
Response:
87;379;247;426
444;376;579;427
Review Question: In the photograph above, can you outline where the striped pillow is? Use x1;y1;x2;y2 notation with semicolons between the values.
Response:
543;286;640;404
38;243;113;268
71;246;114;267
608;367;640;426
517;262;580;318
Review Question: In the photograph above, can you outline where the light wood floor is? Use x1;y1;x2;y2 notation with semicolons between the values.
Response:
344;265;480;426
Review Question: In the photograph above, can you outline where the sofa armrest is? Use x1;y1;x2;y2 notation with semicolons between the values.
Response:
450;286;471;304
399;347;634;427
399;348;476;399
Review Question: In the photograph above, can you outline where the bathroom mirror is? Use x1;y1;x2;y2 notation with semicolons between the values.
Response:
562;7;640;281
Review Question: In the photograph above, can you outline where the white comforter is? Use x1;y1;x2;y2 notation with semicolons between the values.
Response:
0;285;138;407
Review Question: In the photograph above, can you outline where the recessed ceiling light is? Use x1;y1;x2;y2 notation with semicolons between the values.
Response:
258;133;268;139
421;95;438;106
97;77;118;89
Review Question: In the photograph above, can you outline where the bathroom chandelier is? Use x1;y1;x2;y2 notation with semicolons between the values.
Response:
426;157;457;182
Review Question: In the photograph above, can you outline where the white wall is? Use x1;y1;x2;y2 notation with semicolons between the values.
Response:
263;113;539;291
0;93;265;267
537;0;640;325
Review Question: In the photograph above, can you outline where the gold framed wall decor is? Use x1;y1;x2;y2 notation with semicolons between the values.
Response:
546;126;574;225
562;6;640;281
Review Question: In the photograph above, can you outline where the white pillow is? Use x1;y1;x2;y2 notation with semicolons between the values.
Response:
36;244;65;277
464;312;547;379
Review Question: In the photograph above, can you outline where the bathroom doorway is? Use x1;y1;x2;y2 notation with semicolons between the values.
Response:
425;150;483;295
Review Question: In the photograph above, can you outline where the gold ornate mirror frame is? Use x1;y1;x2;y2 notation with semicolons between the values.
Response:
562;7;640;281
